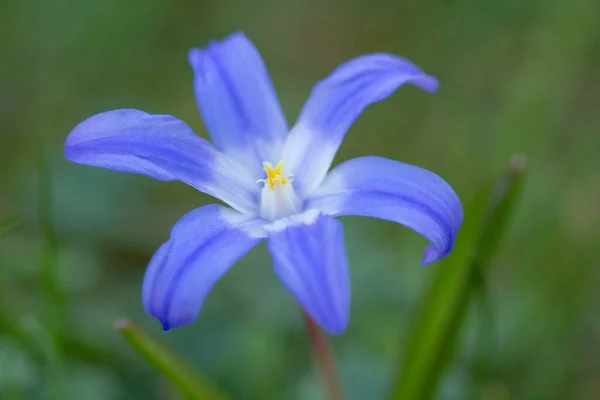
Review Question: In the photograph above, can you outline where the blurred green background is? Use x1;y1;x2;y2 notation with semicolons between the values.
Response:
1;0;599;399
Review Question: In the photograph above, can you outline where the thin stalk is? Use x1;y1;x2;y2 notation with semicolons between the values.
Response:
302;310;343;400
114;319;230;400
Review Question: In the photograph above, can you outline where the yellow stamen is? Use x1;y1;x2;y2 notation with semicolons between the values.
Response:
256;161;293;189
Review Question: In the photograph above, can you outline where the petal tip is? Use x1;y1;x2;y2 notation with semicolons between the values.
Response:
421;245;441;265
191;31;250;66
187;48;203;69
224;30;248;43
160;319;171;332
414;74;439;93
323;320;348;335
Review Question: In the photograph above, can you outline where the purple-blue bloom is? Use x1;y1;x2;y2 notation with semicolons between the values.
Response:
64;32;463;334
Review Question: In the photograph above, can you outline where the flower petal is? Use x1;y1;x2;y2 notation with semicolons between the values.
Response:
307;156;463;264
265;210;350;334
142;204;264;331
281;53;438;198
64;109;259;213
188;32;288;174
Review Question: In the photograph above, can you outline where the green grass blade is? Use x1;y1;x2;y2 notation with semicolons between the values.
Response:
35;136;64;321
115;319;231;400
474;155;527;268
388;156;526;400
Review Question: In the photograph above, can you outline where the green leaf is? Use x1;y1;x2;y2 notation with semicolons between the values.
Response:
115;319;231;400
388;155;526;400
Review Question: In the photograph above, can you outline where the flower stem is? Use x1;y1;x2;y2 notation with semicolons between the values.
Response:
302;310;343;400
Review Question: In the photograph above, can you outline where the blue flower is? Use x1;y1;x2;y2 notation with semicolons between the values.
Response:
64;32;463;334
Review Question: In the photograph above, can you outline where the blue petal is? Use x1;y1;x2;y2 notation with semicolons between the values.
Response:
307;156;463;264
266;211;350;334
142;204;264;330
64;109;259;214
281;53;438;198
188;32;288;174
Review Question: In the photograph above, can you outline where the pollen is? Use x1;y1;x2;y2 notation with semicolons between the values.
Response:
257;161;293;189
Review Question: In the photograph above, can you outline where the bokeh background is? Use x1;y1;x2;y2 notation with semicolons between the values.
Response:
1;0;599;399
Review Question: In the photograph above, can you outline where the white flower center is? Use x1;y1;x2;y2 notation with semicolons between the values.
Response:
257;161;300;221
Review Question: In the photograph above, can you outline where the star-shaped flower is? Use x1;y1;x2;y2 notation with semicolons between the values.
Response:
64;32;463;334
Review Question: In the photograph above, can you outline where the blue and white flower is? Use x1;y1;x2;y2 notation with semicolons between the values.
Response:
64;32;463;334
